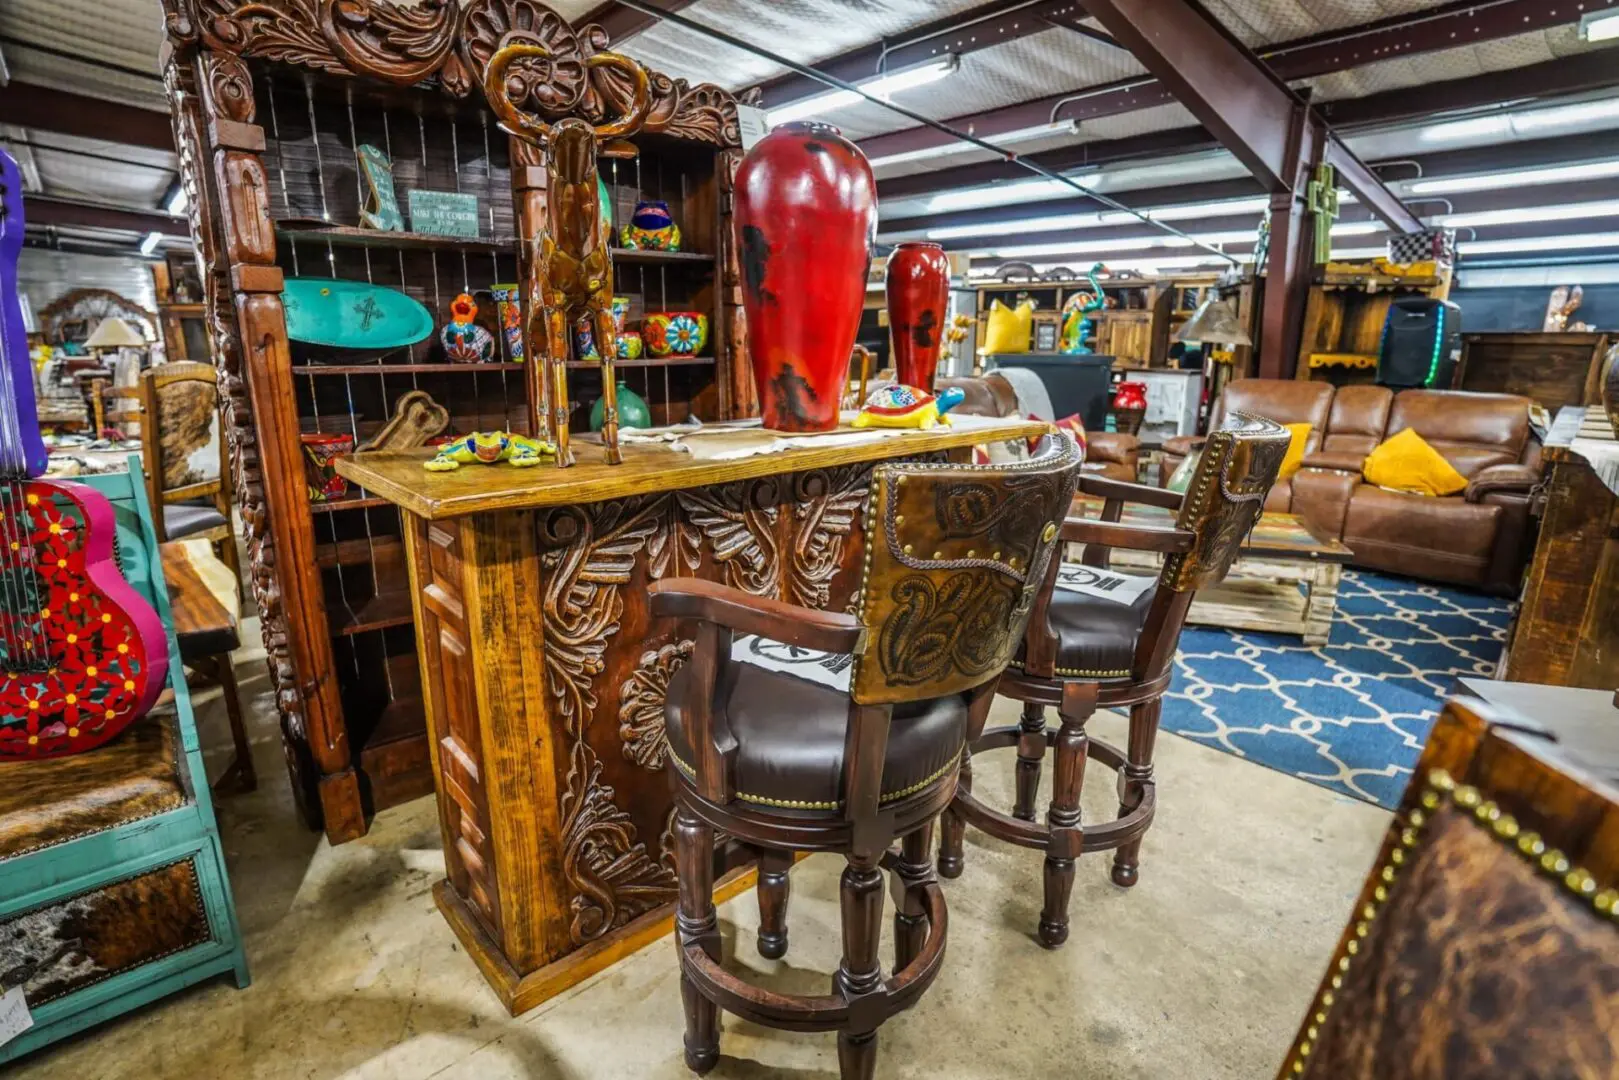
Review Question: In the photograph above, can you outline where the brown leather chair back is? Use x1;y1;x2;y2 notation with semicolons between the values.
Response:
1281;696;1619;1080
1162;412;1290;594
1214;379;1334;455
850;433;1083;705
138;361;231;539
1320;385;1393;456
1385;390;1531;478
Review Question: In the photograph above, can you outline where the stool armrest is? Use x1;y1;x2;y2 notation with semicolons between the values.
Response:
1077;474;1185;512
649;578;864;654
1061;517;1196;555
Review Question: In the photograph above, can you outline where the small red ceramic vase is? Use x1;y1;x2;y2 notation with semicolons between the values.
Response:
735;121;878;431
1114;381;1148;411
886;241;950;392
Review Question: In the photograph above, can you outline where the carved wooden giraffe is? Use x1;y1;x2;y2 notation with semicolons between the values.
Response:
484;44;651;467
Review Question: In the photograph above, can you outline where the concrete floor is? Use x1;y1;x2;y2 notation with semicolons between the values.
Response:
11;658;1389;1080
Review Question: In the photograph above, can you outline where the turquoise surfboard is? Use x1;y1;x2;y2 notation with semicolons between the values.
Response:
282;278;435;349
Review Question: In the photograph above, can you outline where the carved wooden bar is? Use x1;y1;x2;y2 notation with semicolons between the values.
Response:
336;421;1042;1012
159;0;748;842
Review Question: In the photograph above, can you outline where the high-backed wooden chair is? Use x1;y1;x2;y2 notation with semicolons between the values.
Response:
940;413;1289;947
651;435;1083;1078
1278;691;1619;1078
138;361;239;587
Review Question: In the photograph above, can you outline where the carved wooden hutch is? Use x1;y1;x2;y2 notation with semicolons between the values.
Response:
158;0;751;842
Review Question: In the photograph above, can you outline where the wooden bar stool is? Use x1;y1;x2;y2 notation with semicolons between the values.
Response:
939;414;1289;947
652;435;1082;1078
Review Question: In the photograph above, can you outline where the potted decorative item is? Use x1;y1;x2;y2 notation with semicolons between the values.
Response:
1113;380;1148;436
644;311;709;357
621;199;681;251
886;241;950;392
734;121;877;431
440;293;495;363
617;331;644;360
591;381;651;432
490;283;524;362
574;316;600;360
301;431;355;501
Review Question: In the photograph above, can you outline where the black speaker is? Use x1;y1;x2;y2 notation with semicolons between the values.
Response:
1377;297;1461;390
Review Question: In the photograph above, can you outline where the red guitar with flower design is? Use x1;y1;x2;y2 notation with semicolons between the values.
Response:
0;148;169;759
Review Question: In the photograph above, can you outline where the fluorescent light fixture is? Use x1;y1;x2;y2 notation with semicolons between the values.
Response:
767;55;959;126
922;175;1085;214
1462;232;1619;255
139;231;163;256
1420;98;1619;143
1580;10;1619;42
1330;221;1384;237
868;120;1080;168
1437;198;1619;229
1406;159;1619;195
165;187;189;216
968;254;1234;280
924;194;1274;241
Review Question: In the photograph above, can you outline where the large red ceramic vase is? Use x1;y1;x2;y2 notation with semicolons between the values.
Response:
886;241;950;392
735;122;878;431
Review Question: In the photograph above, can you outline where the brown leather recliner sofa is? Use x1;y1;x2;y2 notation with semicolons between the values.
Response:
939;372;1141;483
1161;379;1540;593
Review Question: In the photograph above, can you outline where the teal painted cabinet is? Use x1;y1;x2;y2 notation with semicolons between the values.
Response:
0;461;248;1063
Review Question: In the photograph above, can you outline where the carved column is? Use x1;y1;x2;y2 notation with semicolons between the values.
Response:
717;148;756;420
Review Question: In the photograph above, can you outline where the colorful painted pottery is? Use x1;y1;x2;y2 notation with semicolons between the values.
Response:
850;383;965;430
644;311;709;357
617;331;644;360
574;316;600;360
735;121;878;432
1113;380;1148;435
611;295;631;334
620;199;681;251
490;284;524;362
886;241;950;392
440;293;496;363
591;381;652;432
301;431;354;502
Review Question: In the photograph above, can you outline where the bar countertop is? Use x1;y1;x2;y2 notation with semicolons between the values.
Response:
334;415;1048;520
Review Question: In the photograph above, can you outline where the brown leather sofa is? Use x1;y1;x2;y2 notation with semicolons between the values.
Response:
940;372;1140;483
1162;379;1540;593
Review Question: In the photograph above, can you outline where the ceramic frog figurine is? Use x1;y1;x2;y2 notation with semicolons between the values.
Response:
423;431;556;471
851;384;967;430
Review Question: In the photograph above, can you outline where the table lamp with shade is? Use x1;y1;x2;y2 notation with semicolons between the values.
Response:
82;317;149;437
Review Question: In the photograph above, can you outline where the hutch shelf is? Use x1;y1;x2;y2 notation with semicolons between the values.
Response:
160;0;749;842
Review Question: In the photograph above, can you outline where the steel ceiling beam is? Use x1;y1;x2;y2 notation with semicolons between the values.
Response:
876;48;1619;204
23;196;188;237
0;82;174;152
574;0;702;43
754;0;1081;108
857;0;1610;163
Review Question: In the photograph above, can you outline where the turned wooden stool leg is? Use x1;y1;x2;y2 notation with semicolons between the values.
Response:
1112;697;1161;888
211;654;257;795
756;848;792;960
891;819;935;971
674;807;721;1074
1040;682;1095;948
835;853;885;1080
1013;701;1047;822
937;754;971;879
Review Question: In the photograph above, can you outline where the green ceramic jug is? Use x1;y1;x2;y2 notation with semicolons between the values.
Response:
590;381;651;432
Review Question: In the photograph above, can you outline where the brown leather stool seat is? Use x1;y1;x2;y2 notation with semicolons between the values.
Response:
1020;582;1158;680
666;663;967;814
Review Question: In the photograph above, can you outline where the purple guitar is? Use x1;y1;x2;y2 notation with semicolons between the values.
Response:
0;148;169;759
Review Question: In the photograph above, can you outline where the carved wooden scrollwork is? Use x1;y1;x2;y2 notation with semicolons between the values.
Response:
617;639;692;770
676;482;778;596
199;52;256;123
790;465;869;610
559;740;678;944
176;0;742;146
538;494;679;734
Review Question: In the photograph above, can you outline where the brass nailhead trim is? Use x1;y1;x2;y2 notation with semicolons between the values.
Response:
1282;766;1619;1076
667;747;962;811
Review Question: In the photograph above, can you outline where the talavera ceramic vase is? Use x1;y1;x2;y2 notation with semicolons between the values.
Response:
735;121;878;431
886;241;950;392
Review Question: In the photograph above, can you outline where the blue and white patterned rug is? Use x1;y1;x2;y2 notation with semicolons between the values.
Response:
1162;570;1512;810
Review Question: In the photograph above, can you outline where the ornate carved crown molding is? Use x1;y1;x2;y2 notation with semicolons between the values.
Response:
174;0;741;147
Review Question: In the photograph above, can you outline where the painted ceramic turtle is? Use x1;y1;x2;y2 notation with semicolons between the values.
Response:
851;383;967;430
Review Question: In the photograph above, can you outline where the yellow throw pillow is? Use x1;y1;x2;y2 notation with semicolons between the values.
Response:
982;300;1033;354
1362;428;1467;496
1279;422;1311;479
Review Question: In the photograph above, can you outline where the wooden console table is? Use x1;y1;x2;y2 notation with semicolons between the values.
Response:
337;418;1042;1013
1503;407;1619;690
